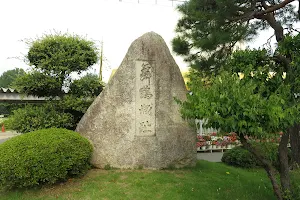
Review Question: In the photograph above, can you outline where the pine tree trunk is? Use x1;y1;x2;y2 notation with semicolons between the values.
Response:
278;132;291;196
240;136;283;200
289;124;300;167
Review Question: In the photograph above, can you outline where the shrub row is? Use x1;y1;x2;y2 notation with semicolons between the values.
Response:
5;104;74;133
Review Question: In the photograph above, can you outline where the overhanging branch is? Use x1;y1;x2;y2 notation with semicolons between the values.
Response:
255;0;295;17
230;0;295;22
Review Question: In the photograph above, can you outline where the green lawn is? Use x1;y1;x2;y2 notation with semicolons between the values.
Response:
0;160;278;200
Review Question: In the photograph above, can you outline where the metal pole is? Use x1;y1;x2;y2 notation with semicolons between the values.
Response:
99;41;103;81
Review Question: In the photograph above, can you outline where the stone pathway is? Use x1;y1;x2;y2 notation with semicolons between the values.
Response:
197;152;223;162
0;131;19;144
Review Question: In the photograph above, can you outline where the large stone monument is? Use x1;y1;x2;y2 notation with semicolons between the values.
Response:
76;32;196;169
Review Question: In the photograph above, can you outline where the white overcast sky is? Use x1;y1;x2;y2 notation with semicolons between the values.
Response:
0;0;276;82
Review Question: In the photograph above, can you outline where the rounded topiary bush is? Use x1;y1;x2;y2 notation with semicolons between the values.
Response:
0;128;93;190
222;142;292;169
221;146;259;168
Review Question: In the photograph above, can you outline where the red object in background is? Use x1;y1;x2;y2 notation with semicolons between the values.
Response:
2;124;5;132
279;131;283;135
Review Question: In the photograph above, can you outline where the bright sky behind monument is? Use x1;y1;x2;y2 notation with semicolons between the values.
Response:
0;0;187;82
0;0;276;83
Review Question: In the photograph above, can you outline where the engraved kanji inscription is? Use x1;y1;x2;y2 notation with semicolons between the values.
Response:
139;85;153;99
139;104;153;115
135;60;156;137
140;62;152;84
139;121;153;134
140;121;151;128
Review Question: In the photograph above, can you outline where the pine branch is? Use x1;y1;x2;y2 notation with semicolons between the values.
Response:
230;0;295;22
273;54;291;72
261;0;269;9
255;0;295;18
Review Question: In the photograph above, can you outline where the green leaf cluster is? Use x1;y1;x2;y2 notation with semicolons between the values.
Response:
222;142;292;169
278;34;300;97
6;104;74;133
173;0;297;73
6;33;105;131
180;49;299;138
0;68;25;88
7;73;104;131
14;33;98;98
0;128;93;190
69;73;104;97
0;103;25;115
13;71;63;97
27;33;98;75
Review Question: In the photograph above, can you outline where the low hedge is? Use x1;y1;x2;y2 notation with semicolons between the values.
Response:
221;142;292;169
5;104;74;133
0;128;93;190
221;146;259;168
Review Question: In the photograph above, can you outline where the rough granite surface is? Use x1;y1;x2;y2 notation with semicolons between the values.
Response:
76;32;196;169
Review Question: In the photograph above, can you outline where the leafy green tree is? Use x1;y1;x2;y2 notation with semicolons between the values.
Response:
13;33;98;97
173;2;300;197
69;73;104;97
0;68;25;88
13;71;63;97
0;68;26;115
8;33;103;131
58;73;105;129
178;49;298;199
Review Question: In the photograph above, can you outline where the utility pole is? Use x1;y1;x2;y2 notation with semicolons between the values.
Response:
99;40;103;81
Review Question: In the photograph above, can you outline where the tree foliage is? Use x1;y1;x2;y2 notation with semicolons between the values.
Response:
172;0;298;73
7;33;104;131
27;34;97;74
13;33;98;97
6;104;74;133
0;68;25;88
277;33;300;95
178;49;300;199
69;73;104;97
14;71;62;97
181;50;298;137
0;68;26;115
8;73;104;132
173;1;300;198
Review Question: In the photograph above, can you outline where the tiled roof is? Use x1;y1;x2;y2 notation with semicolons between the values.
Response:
0;88;18;93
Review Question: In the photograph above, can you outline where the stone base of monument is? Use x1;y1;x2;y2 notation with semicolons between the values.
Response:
76;32;196;169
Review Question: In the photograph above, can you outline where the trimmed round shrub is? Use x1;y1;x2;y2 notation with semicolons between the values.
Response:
222;142;292;169
221;146;259;168
0;128;93;190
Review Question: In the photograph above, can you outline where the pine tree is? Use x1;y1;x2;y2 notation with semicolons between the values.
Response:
173;1;300;199
172;0;298;73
